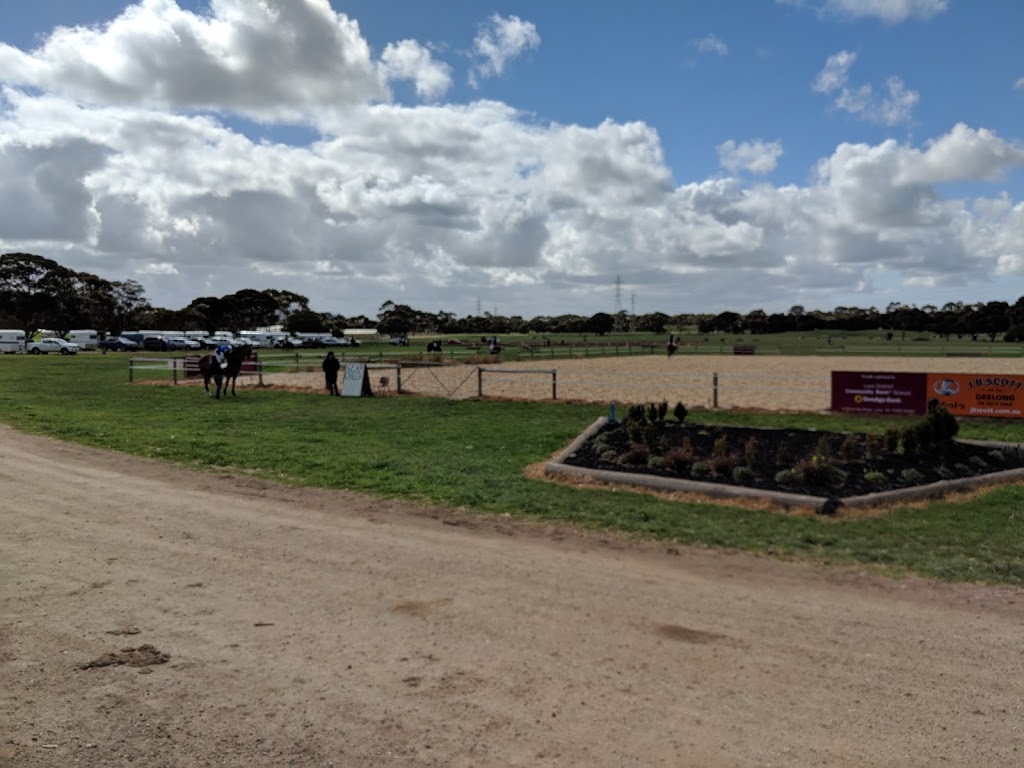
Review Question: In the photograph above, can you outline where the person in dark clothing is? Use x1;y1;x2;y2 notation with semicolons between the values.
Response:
322;351;341;395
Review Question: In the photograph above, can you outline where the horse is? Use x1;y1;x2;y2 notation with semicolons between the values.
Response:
198;344;253;399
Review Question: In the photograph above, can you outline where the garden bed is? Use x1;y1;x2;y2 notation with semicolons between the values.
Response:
546;407;1024;514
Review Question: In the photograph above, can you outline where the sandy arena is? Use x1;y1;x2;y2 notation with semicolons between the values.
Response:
2;424;1023;767
253;354;1024;409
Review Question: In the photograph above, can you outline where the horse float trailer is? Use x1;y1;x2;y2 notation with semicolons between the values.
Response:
0;329;26;354
66;329;100;350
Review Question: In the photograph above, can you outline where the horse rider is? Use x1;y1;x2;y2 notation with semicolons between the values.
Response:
213;343;230;371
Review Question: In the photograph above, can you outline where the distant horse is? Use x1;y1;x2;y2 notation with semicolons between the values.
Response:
198;344;253;399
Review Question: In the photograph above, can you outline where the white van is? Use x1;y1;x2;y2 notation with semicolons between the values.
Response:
66;329;99;350
0;329;26;354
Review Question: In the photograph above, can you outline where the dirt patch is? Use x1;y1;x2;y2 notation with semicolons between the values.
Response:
3;424;1024;767
78;644;170;670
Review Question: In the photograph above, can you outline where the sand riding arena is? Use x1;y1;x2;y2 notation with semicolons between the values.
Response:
228;354;1024;412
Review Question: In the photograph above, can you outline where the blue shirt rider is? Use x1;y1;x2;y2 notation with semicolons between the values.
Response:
213;344;230;370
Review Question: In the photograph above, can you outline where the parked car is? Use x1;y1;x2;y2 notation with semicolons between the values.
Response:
98;336;140;351
142;335;168;351
162;335;202;351
338;338;360;347
27;338;80;355
389;337;409;346
276;337;305;349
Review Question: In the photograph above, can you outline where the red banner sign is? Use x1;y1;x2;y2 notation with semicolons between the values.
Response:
831;372;927;416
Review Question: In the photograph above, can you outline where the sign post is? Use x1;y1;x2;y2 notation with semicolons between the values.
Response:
342;362;373;397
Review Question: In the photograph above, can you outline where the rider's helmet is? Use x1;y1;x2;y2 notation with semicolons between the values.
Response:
218;344;230;355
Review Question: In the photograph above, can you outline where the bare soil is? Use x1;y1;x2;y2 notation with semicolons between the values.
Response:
2;425;1023;767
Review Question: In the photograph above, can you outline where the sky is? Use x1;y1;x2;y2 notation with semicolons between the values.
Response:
0;0;1022;320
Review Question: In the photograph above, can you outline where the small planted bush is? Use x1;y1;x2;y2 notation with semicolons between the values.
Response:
620;443;650;466
864;471;888;489
900;468;926;486
732;466;756;485
691;461;711;480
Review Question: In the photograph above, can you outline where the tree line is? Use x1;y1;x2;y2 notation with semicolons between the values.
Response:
3;252;1024;341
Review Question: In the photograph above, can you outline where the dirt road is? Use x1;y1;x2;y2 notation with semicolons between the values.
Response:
2;425;1021;767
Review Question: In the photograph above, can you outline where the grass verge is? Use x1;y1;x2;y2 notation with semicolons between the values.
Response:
2;353;1022;585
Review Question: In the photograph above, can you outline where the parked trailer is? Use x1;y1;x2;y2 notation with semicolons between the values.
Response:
0;329;26;354
66;329;100;350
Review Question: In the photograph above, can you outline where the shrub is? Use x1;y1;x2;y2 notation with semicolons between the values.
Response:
987;449;1005;463
813;435;832;462
744;436;759;467
691;461;711;480
620;443;650;466
900;468;925;486
774;469;799;487
775;442;792;465
647;456;665;470
968;455;988;469
673;402;688;423
712;435;730;458
925;400;959;441
793;458;848;488
707;452;737;477
900;429;920;456
883;429;900;453
600;449;619;463
627;403;646;423
642;423;659;446
658;400;668;422
663;442;694;473
838;435;859;461
864;471;888;489
647;403;659;423
954;463;970;475
865;434;883;460
937;465;956;480
731;466;756;484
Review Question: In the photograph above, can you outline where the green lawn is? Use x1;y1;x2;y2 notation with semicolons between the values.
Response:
2;352;1022;585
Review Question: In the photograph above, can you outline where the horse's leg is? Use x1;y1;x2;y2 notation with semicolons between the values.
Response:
214;373;222;399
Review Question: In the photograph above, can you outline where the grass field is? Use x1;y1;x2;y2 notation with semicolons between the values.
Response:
2;350;1023;585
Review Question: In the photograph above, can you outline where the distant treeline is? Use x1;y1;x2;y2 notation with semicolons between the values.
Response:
3;252;1024;341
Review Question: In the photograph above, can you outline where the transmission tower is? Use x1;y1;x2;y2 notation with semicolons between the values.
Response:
614;275;623;315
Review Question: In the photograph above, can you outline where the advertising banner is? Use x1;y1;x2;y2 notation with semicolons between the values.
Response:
927;373;1024;419
831;372;927;416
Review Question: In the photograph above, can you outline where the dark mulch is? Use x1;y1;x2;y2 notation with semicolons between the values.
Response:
563;421;1024;498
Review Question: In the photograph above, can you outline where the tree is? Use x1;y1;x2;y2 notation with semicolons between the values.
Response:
586;312;615;336
285;310;328;334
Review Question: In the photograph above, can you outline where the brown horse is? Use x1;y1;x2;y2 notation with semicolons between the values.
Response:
198;344;253;399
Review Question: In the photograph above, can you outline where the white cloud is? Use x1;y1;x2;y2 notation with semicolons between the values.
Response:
813;50;856;93
381;40;452;101
469;14;540;87
0;0;389;122
1015;77;1024;90
813;52;918;126
717;139;783;174
780;0;949;24
692;34;728;56
823;0;949;23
